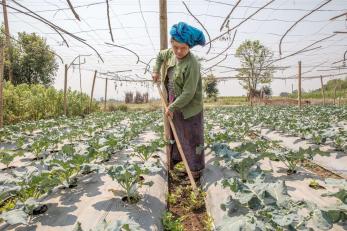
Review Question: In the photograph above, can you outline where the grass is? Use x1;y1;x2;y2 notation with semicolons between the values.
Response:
99;100;162;112
288;90;347;100
99;93;347;112
204;96;247;107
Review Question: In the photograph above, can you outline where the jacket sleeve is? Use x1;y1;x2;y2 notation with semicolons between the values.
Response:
169;60;200;111
152;49;169;73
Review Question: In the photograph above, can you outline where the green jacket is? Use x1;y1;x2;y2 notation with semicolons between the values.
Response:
153;48;203;119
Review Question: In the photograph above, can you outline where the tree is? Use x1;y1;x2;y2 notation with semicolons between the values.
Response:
261;85;272;97
235;40;274;100
203;74;219;101
1;29;58;85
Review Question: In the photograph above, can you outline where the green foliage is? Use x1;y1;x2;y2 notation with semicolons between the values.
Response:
49;150;86;188
212;143;261;182
274;148;305;174
309;179;325;190
109;104;128;112
162;212;184;231
187;188;206;211
107;163;152;203
0;150;17;168
131;138;163;163
88;219;139;231
3;83;99;124
1;30;58;85
202;213;214;231
261;85;272;97
235;40;274;93
203;74;219;101
295;77;347;99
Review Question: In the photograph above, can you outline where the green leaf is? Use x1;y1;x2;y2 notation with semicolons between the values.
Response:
218;214;266;231
61;144;75;155
0;208;28;225
91;219;139;231
271;212;298;227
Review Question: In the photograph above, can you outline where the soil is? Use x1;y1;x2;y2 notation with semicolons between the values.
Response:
32;204;48;215
301;159;342;179
167;164;208;231
121;195;140;204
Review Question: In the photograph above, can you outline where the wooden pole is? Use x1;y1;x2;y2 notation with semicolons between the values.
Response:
104;78;108;111
320;75;325;105
89;70;97;113
334;80;338;105
159;0;168;50
338;81;341;106
159;0;172;170
298;61;302;108
78;56;83;113
156;83;197;191
0;40;4;127
2;0;13;83
64;64;68;116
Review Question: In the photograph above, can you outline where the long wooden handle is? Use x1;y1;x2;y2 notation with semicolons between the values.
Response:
156;83;198;191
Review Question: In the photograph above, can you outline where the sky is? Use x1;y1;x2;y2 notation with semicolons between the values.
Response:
1;0;347;101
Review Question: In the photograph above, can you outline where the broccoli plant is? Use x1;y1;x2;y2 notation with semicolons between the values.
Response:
333;132;347;152
107;163;153;204
30;136;50;160
273;148;306;175
131;144;157;163
49;145;86;188
73;219;140;231
220;175;345;230
0;150;24;169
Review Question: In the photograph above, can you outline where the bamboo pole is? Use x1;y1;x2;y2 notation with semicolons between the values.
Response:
320;75;325;105
104;78;108;111
298;61;302;108
159;0;168;49
2;0;13;83
159;0;172;170
64;64;68;116
0;40;4;127
338;82;342;106
156;83;198;191
89;70;97;113
334;80;338;105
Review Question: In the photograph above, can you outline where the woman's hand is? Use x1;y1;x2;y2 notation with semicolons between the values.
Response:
152;72;160;83
165;107;173;119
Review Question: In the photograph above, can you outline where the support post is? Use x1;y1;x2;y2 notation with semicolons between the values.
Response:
89;70;97;113
159;0;172;169
64;64;68;116
320;75;325;105
334;80;338;105
104;78;108;111
0;40;4;127
298;61;302;108
2;0;13;83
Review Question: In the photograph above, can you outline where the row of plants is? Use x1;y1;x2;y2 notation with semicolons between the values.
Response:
0;111;162;227
106;119;166;204
204;107;347;230
0;111;131;170
207;105;347;151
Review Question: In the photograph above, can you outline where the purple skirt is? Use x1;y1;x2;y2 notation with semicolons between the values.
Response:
170;110;205;173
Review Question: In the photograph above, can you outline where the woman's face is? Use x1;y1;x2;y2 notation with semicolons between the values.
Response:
171;39;190;59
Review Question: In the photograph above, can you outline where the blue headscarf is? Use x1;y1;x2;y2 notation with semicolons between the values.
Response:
170;22;206;48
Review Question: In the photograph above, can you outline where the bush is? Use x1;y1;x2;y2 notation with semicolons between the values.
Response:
108;104;128;112
3;82;98;124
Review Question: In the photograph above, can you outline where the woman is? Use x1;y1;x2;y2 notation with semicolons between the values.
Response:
152;22;205;180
